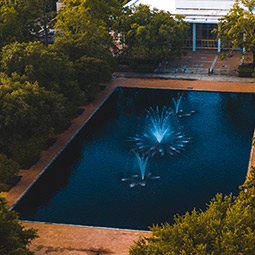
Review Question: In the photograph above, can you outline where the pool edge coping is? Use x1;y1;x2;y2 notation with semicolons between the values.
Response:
21;220;151;233
247;128;255;177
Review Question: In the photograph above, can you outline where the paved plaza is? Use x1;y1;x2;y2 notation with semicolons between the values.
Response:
157;49;253;76
2;66;255;254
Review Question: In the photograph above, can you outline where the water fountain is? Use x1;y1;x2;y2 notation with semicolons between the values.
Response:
130;106;191;156
135;151;148;180
172;93;195;117
121;152;160;188
173;93;184;114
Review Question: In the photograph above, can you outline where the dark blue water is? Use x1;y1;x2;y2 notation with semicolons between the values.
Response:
14;88;255;230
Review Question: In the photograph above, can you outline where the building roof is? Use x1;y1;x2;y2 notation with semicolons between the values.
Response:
126;0;175;13
175;9;229;24
125;0;236;23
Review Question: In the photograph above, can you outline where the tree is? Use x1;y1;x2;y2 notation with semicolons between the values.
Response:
0;0;42;48
75;56;112;91
38;0;57;47
0;196;37;254
54;0;123;62
119;5;189;69
120;0;131;4
9;136;48;170
0;42;81;103
0;0;59;48
81;0;124;31
217;0;255;65
130;168;255;254
0;73;70;156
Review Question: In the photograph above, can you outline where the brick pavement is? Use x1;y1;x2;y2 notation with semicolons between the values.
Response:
24;222;150;255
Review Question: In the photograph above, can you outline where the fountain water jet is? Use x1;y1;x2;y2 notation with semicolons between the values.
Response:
147;106;172;143
173;93;184;114
172;93;196;117
130;106;191;156
134;152;148;180
121;152;160;188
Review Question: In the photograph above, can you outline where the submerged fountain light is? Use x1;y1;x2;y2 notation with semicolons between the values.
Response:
130;106;191;156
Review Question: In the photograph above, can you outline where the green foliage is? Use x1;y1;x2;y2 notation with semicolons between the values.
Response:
119;5;189;64
54;0;121;63
0;0;43;48
37;0;57;46
9;136;48;169
217;0;255;64
0;0;58;48
0;154;20;192
129;58;157;73
0;73;69;151
238;63;254;77
79;0;123;31
0;0;125;188
120;0;131;4
130;168;255;254
0;197;37;254
240;166;255;190
1;42;81;103
75;56;112;91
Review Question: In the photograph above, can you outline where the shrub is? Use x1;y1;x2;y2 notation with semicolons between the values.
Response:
0;75;71;150
0;196;37;254
238;63;254;77
74;56;112;91
130;58;157;73
0;154;20;192
130;167;255;255
9;137;47;169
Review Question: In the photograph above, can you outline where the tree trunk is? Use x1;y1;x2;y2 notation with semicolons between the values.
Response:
43;20;48;47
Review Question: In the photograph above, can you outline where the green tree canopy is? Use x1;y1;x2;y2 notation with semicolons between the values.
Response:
74;56;112;91
0;42;81;103
0;196;37;254
217;0;255;64
0;0;42;47
0;154;20;192
0;73;69;153
0;0;59;47
119;5;189;64
54;0;123;62
37;0;57;46
130;167;255;255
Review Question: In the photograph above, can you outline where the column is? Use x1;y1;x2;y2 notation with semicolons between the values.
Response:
193;23;196;52
217;38;221;53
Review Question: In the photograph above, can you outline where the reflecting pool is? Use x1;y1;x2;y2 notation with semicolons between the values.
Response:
14;88;255;230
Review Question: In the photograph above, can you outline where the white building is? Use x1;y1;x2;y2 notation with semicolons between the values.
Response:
56;0;64;12
126;0;236;52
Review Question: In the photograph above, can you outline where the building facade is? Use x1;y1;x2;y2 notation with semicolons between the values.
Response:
126;0;236;52
56;0;64;12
